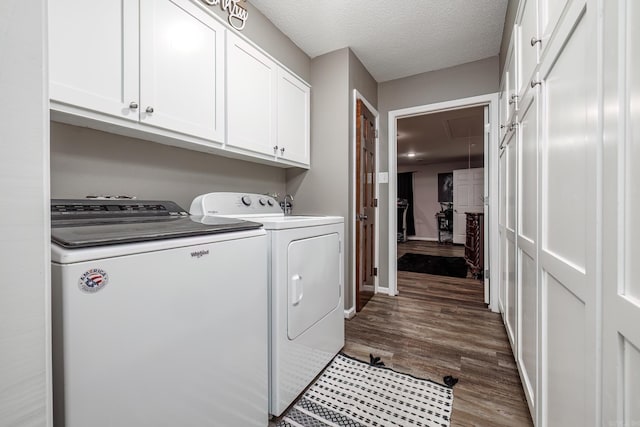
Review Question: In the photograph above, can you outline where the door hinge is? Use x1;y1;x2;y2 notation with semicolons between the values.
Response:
375;129;379;139
374;267;378;276
339;240;342;254
374;198;378;207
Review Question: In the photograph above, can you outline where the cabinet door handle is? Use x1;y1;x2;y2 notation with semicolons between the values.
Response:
508;94;518;105
531;37;541;47
273;145;278;152
129;101;138;110
145;106;154;113
531;80;542;88
280;147;285;154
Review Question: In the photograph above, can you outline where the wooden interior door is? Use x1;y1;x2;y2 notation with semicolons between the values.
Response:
356;99;376;312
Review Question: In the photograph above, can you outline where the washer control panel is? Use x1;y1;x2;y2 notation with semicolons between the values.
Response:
190;192;283;216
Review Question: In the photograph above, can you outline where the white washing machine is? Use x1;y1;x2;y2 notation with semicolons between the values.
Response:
190;192;345;416
50;199;269;427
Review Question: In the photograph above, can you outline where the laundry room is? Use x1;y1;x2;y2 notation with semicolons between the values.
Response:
4;0;633;426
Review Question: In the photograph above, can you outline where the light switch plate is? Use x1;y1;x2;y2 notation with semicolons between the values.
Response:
378;172;389;183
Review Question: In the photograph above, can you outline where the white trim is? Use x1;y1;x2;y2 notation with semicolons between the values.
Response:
388;93;500;312
351;90;380;312
344;307;356;319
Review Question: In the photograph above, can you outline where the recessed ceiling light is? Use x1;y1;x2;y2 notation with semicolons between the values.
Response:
407;152;416;158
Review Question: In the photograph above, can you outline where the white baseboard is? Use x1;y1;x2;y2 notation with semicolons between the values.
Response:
376;286;397;296
344;307;356;319
407;236;438;242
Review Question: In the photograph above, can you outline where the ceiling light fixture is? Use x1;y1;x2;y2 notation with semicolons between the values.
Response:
407;152;416;158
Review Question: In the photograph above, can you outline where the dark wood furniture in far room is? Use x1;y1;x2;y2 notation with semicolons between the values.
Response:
464;212;484;279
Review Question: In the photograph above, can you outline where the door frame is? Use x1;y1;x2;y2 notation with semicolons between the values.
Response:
388;93;500;312
348;89;379;318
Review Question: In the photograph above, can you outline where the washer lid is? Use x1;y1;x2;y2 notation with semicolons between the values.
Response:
51;199;262;248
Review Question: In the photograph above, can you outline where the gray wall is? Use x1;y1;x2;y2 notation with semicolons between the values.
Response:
0;0;51;425
51;123;286;209
286;48;378;312
499;0;521;77
377;56;499;288
347;50;378;310
285;48;351;306
207;0;310;81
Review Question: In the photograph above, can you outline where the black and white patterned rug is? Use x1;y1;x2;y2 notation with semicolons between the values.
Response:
276;353;453;427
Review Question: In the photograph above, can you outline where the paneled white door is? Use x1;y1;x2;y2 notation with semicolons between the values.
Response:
537;2;596;425
139;0;225;141
602;1;640;425
498;145;508;314
516;91;538;421
453;167;484;244
504;128;518;351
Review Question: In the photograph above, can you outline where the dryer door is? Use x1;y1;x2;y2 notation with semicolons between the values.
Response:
287;232;341;340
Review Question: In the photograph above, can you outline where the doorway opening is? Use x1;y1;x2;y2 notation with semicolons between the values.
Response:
388;94;499;311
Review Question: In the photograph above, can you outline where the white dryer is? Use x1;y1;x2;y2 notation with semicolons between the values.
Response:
190;192;344;416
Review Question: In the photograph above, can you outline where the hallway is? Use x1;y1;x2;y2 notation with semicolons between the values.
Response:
344;241;532;426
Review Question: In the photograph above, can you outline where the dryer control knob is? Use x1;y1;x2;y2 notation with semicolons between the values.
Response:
258;198;266;206
241;195;252;206
267;199;274;207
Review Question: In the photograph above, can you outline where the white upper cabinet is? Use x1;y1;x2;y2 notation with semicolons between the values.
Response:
276;68;310;165
49;0;140;121
50;0;225;143
49;0;311;168
139;0;225;141
505;37;518;120
539;0;571;51
226;31;278;157
517;0;539;97
226;31;310;167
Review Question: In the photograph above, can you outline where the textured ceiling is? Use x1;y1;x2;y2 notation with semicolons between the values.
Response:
397;106;485;166
248;0;508;82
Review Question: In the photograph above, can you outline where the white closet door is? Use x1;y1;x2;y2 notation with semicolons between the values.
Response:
537;2;596;425
505;129;518;351
602;1;640;425
499;146;508;314
516;92;539;420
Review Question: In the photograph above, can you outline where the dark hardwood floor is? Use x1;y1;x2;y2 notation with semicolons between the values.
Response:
343;240;533;427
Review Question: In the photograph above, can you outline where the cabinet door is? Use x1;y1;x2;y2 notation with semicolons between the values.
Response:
499;79;511;143
539;0;572;50
49;0;139;121
276;68;310;166
505;38;518;119
517;0;538;97
139;0;225;142
226;31;278;157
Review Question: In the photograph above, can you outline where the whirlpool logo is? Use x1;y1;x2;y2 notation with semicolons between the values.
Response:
190;249;210;259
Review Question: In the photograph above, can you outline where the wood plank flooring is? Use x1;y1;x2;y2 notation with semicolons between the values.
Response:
343;240;533;426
